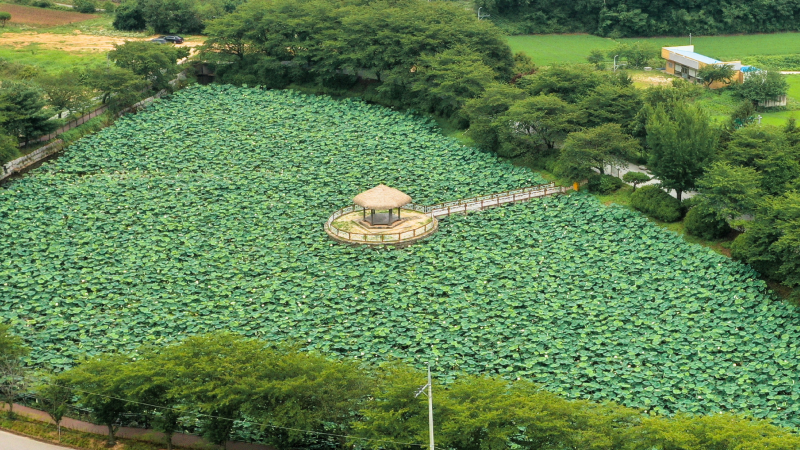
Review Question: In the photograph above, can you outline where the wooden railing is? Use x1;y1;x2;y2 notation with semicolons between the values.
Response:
323;181;579;245
407;181;568;217
324;205;437;243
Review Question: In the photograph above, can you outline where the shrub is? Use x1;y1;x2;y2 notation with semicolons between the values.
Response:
73;0;96;13
630;185;683;222
0;133;19;165
587;174;623;194
622;171;650;190
30;0;52;8
684;203;731;240
112;1;145;31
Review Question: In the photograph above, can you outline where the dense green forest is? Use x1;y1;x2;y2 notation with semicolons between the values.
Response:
478;0;800;36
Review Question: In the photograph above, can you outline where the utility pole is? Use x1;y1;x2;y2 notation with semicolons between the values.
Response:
415;363;435;450
689;33;692;45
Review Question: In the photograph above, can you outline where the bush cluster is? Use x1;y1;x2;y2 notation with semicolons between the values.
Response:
630;185;684;222
73;0;96;13
685;203;732;240
587;173;623;194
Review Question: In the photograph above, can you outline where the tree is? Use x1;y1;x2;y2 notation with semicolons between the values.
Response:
512;51;536;77
61;355;135;446
622;171;650;190
736;70;789;109
728;100;756;130
517;65;602;103
0;12;11;27
74;0;96;13
645;103;717;201
409;46;497;119
731;193;800;285
462;83;527;152
719;124;800;196
579;83;642;131
123;357;183;450
0;81;60;144
496;94;579;157
86;66;148;113
607;42;658;69
36;374;73;441
555;123;641;181
139;0;203;34
0;131;19;165
36;70;92;118
586;49;605;70
247;350;369;449
0;324;28;419
109;41;189;92
152;334;270;448
697;64;735;87
354;363;429;449
113;1;146;31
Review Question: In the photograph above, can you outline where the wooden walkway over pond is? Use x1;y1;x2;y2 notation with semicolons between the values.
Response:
325;181;577;247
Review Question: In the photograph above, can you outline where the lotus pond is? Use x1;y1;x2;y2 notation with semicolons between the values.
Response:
1;85;799;427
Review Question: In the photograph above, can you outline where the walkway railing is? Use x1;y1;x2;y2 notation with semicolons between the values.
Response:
324;205;437;243
324;181;578;245
408;181;568;218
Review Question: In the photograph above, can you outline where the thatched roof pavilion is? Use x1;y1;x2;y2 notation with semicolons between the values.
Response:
354;184;412;227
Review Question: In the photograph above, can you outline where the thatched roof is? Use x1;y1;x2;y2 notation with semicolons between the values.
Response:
353;184;412;210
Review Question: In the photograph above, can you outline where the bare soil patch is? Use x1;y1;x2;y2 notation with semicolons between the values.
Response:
0;3;97;26
0;32;203;52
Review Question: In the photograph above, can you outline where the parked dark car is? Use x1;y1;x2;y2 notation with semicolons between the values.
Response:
160;35;185;44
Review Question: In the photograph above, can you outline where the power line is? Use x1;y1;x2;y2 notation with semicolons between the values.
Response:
28;376;428;449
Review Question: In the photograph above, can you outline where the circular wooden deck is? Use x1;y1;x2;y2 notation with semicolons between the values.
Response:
324;206;438;247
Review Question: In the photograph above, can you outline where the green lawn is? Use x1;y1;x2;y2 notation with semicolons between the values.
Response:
697;75;800;126
506;34;617;64
0;44;107;73
507;32;800;66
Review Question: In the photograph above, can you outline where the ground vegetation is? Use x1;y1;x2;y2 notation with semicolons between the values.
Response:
2;86;799;429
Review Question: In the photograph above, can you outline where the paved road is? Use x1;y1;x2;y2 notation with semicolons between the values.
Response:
603;162;696;200
0;430;71;450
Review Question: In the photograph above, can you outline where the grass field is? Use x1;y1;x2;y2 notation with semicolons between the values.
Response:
0;44;107;72
507;32;800;66
506;34;617;64
695;75;800;125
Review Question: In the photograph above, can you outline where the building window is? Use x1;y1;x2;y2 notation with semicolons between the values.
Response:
667;62;674;68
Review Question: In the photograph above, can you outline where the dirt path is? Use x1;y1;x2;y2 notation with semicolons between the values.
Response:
0;32;203;52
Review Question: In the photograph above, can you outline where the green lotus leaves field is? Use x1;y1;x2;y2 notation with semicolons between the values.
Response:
1;85;799;427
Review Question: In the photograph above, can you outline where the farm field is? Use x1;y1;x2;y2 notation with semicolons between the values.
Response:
507;32;800;65
1;85;800;427
0;3;97;26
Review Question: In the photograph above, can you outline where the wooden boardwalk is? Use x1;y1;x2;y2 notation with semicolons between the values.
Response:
413;181;573;219
325;181;576;246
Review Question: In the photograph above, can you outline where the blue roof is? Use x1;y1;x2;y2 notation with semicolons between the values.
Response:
667;47;722;65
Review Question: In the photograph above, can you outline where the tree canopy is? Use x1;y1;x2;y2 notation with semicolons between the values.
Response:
476;0;800;37
645;103;717;201
201;0;513;119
